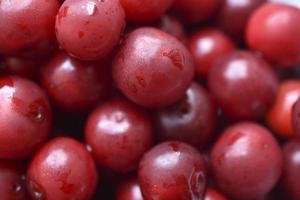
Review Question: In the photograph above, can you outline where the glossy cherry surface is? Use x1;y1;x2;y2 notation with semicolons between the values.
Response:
211;122;283;200
0;0;59;57
85;99;153;173
208;50;278;120
112;27;194;108
173;0;222;24
138;141;207;200
0;76;52;159
56;0;126;60
267;80;300;138
27;137;98;200
115;177;143;200
188;28;235;78
282;140;300;200
0;161;28;200
217;0;266;42
41;51;111;113
154;82;217;148
246;3;300;66
204;188;228;200
120;0;174;22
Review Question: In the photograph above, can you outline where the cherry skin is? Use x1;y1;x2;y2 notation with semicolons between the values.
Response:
116;177;143;200
246;3;300;67
41;51;111;113
217;0;266;42
211;122;283;200
138;141;207;200
173;0;222;24
27;137;98;200
112;27;194;108
282;140;300;200
267;80;300;138
0;0;59;57
208;50;278;120
204;188;228;200
85;99;153;173
0;76;52;159
188;28;235;78
120;0;174;22
56;0;126;60
0;161;28;200
154;82;217;149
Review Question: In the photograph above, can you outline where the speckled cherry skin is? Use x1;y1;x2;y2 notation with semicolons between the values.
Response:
0;0;59;57
188;28;235;78
27;137;98;200
0;161;28;200
116;177;143;200
204;188;228;200
0;76;52;159
41;51;111;113
56;0;126;60
173;0;222;24
208;50;278;120
138;141;207;200
282;140;300;200
246;3;300;67
112;27;194;108
267;80;300;138
120;0;174;22
85;99;153;173
154;82;217;148
217;0;266;42
211;122;283;200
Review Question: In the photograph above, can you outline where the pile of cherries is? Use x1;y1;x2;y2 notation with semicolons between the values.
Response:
1;0;300;200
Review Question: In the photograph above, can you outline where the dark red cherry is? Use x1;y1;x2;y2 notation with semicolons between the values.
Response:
0;76;52;159
208;50;278;120
138;141;207;200
85;99;153;173
41;51;111;113
154;82;217;149
27;137;98;200
211;122;283;200
112;27;194;108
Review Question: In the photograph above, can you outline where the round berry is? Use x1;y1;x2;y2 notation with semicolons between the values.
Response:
113;27;194;108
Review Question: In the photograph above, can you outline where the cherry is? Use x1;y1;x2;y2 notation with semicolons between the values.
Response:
116;177;143;200
154;82;217;149
292;98;300;138
56;0;126;60
85;99;153;173
211;122;283;200
41;51;111;113
0;0;59;57
246;3;300;67
0;76;52;159
208;50;278;120
138;141;207;200
120;0;174;22
188;28;235;78
27;137;98;200
0;161;28;200
217;0;267;42
112;27;194;108
267;80;300;138
282;140;300;200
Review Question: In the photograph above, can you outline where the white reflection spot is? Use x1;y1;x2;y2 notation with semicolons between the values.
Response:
224;60;248;80
154;152;181;169
97;111;130;134
45;149;68;168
